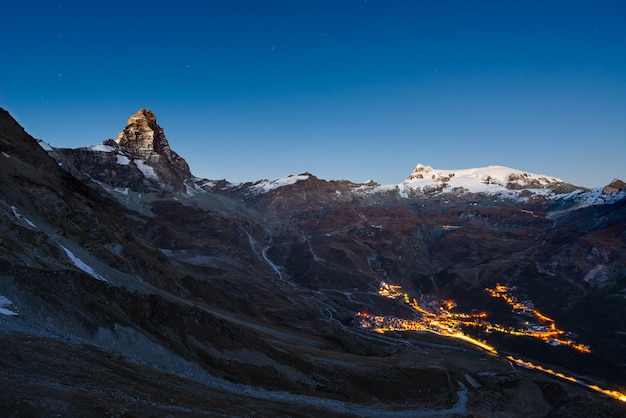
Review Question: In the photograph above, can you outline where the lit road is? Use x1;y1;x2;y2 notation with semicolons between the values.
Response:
357;281;626;403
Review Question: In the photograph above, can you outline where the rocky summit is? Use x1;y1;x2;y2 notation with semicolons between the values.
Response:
1;107;626;416
49;108;196;197
115;107;192;184
116;108;188;170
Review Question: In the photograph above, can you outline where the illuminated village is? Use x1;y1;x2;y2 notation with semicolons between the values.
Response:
484;284;591;353
357;281;626;403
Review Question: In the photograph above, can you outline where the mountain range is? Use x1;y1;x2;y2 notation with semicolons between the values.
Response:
1;107;626;416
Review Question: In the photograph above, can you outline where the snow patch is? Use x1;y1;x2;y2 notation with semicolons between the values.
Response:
250;174;309;193
89;144;115;152
398;185;409;199
60;245;108;282
2;152;10;158
185;179;206;197
584;264;610;286
200;180;216;188
554;187;626;210
113;187;129;195
89;179;129;196
0;295;18;316
116;154;130;165
464;373;481;389
10;206;37;228
133;159;159;181
37;139;53;151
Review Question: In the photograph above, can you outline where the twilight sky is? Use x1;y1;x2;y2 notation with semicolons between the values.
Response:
2;0;625;187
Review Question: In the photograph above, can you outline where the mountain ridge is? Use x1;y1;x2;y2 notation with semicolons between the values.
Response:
45;108;620;207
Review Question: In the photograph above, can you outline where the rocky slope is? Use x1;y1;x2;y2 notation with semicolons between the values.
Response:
2;107;626;416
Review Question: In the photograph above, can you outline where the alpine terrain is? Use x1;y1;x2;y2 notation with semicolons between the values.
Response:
1;107;626;416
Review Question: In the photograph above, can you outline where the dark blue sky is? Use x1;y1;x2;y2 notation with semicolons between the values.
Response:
2;1;625;186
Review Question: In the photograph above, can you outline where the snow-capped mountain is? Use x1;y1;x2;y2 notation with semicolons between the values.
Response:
404;163;566;192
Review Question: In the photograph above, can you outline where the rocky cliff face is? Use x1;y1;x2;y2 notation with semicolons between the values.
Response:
115;108;191;176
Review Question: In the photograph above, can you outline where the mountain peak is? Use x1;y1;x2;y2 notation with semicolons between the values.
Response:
115;108;191;175
407;163;434;180
602;179;626;195
116;108;171;158
132;107;156;120
108;108;193;193
402;164;569;193
125;108;159;133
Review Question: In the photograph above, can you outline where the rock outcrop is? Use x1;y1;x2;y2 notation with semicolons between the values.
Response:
602;178;626;195
406;163;434;180
116;108;192;179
